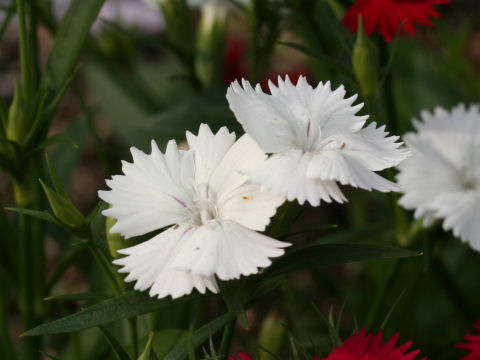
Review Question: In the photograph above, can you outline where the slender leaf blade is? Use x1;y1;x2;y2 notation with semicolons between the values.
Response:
4;207;59;225
39;0;105;97
24;291;202;336
99;325;132;360
164;312;235;360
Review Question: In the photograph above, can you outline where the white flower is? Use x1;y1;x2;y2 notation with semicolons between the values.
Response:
98;124;288;299
226;76;409;206
397;103;480;251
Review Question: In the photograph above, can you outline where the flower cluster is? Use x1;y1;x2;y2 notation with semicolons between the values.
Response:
99;76;408;299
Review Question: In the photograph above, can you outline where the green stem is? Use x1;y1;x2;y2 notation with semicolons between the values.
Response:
84;239;122;296
364;259;401;330
18;211;40;360
128;317;138;358
27;0;40;94
218;318;236;358
16;0;32;106
0;273;15;360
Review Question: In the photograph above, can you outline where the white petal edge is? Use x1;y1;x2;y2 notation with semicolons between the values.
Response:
113;224;218;299
171;220;290;280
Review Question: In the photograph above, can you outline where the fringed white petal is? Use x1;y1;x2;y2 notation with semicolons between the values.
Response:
332;122;410;171
428;192;480;251
226;79;303;153
307;150;398;192
113;225;218;299
246;150;346;206
171;221;290;280
186;124;236;188
99;140;194;238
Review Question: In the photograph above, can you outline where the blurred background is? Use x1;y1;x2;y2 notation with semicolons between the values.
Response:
2;0;480;359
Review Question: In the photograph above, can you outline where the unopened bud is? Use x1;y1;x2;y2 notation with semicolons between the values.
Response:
7;81;30;144
195;0;228;89
40;179;89;238
353;17;380;96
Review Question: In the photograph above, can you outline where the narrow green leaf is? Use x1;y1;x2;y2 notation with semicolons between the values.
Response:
380;289;406;330
28;133;78;155
99;325;132;360
44;292;113;302
218;281;249;329
24;291;203;336
87;201;105;225
4;207;59;225
39;0;105;97
45;154;68;197
312;304;342;348
259;243;420;281
164;312;235;360
138;332;156;360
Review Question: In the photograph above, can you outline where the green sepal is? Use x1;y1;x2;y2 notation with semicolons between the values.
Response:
39;179;89;238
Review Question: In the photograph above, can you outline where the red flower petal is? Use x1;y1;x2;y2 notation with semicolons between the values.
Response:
321;329;425;360
229;352;254;360
456;320;480;360
341;0;450;42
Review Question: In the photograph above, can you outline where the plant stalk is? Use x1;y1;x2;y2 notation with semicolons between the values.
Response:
16;0;32;106
218;318;236;358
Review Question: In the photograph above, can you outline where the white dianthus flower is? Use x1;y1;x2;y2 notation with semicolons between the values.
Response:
226;76;409;206
397;103;480;251
99;124;288;299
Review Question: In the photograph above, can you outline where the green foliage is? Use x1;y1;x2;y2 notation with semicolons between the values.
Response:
23;292;203;336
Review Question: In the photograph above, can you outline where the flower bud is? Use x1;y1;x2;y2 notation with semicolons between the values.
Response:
352;16;380;96
195;0;228;89
6;81;31;144
40;179;89;238
159;0;195;58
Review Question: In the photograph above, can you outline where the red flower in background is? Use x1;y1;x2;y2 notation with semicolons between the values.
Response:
319;329;425;360
456;320;480;360
342;0;450;42
224;37;248;84
229;352;253;360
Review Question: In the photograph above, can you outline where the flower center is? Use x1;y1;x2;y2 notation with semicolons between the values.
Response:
459;166;478;191
188;198;219;226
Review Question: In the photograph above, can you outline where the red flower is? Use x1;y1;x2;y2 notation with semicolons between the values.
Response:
320;329;425;360
229;352;254;360
456;320;480;360
342;0;450;42
223;37;248;85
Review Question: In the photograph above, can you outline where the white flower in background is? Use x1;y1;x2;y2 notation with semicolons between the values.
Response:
397;104;480;251
99;124;288;299
54;0;164;33
226;76;409;206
